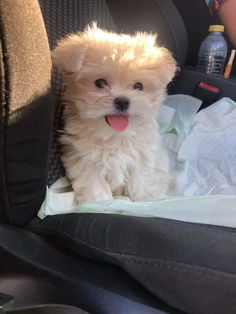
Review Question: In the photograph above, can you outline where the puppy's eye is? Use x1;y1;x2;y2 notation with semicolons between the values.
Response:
95;78;107;88
133;82;143;91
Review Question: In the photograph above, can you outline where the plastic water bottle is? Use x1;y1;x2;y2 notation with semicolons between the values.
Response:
196;25;228;76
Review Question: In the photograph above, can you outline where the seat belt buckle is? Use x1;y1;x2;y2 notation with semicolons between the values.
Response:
193;81;220;110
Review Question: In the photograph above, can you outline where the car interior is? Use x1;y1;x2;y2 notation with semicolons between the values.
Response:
1;0;236;313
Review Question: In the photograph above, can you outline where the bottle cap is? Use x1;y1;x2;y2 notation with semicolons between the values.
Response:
209;25;224;32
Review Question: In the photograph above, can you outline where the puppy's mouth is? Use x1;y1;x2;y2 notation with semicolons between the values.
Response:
105;115;129;132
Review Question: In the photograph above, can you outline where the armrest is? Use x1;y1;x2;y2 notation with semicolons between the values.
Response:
169;66;236;102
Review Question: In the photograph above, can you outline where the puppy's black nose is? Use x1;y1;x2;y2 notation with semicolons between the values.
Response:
114;97;130;112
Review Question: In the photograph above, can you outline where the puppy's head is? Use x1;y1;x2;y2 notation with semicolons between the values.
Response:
53;23;177;133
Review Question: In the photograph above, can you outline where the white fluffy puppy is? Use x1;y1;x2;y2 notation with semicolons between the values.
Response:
52;23;176;202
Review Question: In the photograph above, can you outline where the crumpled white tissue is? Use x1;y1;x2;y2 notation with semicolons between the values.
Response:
175;97;236;196
38;95;236;227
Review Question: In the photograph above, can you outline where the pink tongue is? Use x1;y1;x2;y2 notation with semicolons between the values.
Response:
106;115;129;132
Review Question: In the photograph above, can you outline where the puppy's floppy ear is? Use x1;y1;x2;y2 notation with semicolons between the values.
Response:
52;34;86;73
156;47;178;85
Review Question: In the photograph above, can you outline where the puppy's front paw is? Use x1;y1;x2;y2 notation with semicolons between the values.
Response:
74;191;113;203
73;180;113;203
126;171;171;201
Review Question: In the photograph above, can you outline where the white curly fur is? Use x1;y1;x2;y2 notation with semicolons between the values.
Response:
52;23;177;202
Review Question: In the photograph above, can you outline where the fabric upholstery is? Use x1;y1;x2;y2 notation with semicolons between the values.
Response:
107;0;188;66
0;224;171;314
39;0;117;185
0;0;54;225
0;42;7;223
29;214;236;314
0;0;51;112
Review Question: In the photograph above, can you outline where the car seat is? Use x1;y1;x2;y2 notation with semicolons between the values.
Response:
1;1;236;314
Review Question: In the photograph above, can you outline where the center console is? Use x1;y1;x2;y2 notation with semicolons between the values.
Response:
169;66;236;108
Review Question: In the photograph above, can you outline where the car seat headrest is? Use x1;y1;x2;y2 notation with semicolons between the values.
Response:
107;0;188;66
